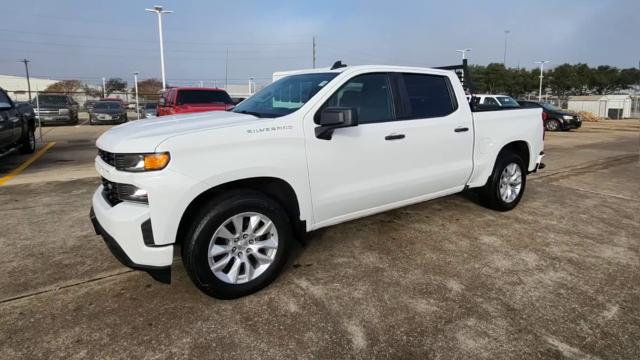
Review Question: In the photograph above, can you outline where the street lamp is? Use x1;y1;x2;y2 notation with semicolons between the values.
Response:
133;72;140;120
503;30;510;66
455;48;471;61
145;5;173;90
535;60;551;102
102;77;106;98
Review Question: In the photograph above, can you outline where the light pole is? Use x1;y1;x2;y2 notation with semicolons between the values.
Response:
455;48;471;61
503;30;510;66
133;72;140;120
18;59;32;101
535;60;550;102
145;5;173;90
102;77;106;98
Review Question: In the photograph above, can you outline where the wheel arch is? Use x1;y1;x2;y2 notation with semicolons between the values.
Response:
175;176;304;245
497;140;530;170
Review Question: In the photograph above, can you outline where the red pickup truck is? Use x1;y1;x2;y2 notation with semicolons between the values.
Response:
157;87;235;117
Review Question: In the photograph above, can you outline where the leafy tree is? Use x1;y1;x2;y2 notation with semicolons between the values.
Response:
104;78;128;96
82;84;103;98
44;80;82;93
135;78;163;100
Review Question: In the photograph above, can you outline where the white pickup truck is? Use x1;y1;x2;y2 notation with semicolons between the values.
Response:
90;63;544;299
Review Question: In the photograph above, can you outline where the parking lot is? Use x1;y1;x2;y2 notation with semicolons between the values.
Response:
0;120;638;359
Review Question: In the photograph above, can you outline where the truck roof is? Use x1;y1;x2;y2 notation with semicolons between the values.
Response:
272;64;455;82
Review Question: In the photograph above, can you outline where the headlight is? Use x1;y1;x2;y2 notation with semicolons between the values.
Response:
562;115;573;120
58;108;70;115
118;152;170;172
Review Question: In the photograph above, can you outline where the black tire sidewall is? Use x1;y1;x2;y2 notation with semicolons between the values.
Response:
183;191;293;299
19;129;36;154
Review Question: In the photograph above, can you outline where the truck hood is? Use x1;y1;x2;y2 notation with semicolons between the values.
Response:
96;110;258;153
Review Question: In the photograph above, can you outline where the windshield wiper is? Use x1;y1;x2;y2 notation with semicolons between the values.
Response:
234;110;263;118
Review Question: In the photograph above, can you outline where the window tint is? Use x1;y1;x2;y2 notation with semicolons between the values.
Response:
322;73;393;124
0;90;10;104
401;73;456;118
483;97;499;105
176;90;232;105
496;96;519;107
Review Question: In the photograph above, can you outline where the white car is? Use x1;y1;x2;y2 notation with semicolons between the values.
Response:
90;64;544;299
468;94;520;108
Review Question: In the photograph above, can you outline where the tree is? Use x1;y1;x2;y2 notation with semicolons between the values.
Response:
136;78;163;100
104;78;128;96
44;80;82;93
82;84;103;98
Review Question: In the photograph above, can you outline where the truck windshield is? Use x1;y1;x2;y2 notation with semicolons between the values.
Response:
176;90;232;105
232;73;338;118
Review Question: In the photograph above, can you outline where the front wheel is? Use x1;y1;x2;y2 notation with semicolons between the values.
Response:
480;152;526;211
182;190;293;299
545;119;561;131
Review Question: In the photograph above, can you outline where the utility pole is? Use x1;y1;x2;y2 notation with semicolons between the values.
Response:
18;59;32;101
535;60;551;102
102;77;106;98
503;30;510;66
133;72;140;120
145;5;173;90
312;36;316;68
225;48;229;90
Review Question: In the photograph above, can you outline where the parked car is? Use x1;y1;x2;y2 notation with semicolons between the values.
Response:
89;101;128;125
143;102;157;119
469;94;520;108
0;87;36;155
31;94;79;125
91;63;545;299
517;100;582;131
157;87;234;116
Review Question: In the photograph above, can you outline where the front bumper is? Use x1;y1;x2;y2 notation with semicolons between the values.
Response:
38;115;73;123
90;188;173;283
563;119;582;129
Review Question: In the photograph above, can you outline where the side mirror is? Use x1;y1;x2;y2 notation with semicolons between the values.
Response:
0;101;12;111
315;107;358;140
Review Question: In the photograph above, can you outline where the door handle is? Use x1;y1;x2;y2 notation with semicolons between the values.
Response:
385;133;405;141
454;127;469;133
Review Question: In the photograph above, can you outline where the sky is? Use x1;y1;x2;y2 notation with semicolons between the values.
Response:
0;0;638;86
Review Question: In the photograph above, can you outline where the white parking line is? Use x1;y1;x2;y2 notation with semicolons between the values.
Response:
75;119;90;128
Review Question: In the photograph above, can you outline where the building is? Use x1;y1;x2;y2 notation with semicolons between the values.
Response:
0;74;59;101
567;95;632;119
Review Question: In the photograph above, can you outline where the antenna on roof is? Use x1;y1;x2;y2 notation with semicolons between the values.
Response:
330;60;347;70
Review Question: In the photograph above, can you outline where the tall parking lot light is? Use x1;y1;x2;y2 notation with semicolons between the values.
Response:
535;60;550;102
455;49;471;84
102;77;106;98
133;72;140;120
145;5;173;90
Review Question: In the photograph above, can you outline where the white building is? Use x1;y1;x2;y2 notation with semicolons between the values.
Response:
567;95;632;119
0;74;59;101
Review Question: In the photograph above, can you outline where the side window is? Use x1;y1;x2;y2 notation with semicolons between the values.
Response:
321;73;393;124
484;97;499;105
0;89;11;104
400;73;456;119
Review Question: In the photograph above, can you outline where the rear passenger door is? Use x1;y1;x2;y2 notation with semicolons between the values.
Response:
392;72;474;196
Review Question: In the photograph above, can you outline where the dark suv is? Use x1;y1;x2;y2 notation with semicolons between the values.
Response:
32;94;79;125
517;100;582;131
0;87;36;155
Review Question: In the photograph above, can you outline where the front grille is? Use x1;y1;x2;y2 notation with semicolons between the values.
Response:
101;177;139;206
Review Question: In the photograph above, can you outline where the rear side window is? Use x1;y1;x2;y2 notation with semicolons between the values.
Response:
176;90;232;105
400;73;456;119
483;97;499;105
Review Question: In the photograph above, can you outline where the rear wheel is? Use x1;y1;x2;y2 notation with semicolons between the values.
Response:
182;190;293;299
480;152;526;211
545;119;561;131
19;128;36;154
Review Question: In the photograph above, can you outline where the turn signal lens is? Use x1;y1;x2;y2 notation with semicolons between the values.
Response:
143;153;170;171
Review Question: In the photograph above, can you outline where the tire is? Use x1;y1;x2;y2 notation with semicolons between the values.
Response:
182;189;293;299
545;119;561;131
479;152;526;211
19;128;36;154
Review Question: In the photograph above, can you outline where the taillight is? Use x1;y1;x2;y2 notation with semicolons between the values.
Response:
542;112;547;140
